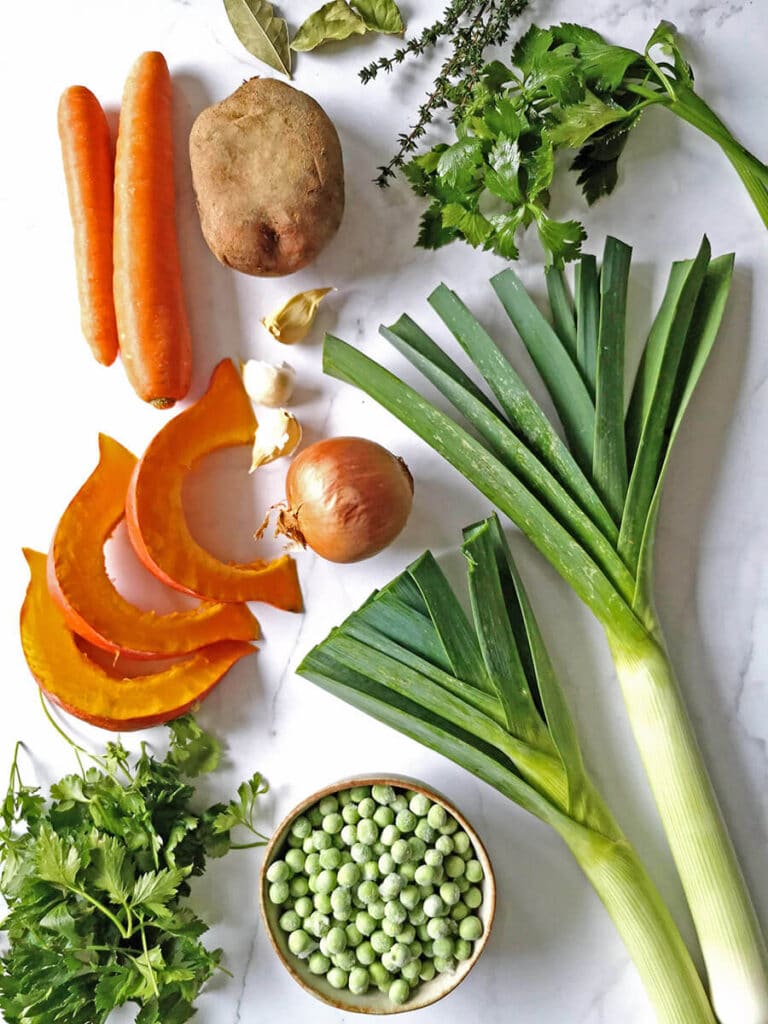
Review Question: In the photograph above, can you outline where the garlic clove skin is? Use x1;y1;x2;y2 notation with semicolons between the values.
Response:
250;409;303;471
242;359;296;407
261;288;334;345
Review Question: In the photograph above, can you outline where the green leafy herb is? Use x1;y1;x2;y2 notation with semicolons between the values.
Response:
0;713;269;1024
223;0;291;77
407;21;768;264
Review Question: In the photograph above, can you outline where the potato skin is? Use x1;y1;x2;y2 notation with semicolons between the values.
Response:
189;78;344;277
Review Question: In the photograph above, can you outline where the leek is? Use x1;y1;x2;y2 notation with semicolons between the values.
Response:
299;515;716;1023
321;236;768;1024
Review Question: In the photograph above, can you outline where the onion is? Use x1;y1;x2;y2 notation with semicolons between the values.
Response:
276;437;414;563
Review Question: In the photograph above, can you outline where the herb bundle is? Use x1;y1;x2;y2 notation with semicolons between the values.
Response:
320;238;768;1024
405;22;768;264
0;713;269;1024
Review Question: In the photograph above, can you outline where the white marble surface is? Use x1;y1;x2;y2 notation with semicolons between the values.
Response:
1;1;767;1021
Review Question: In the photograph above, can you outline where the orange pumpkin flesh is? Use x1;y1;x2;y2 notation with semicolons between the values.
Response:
48;433;259;658
21;549;254;731
125;359;302;608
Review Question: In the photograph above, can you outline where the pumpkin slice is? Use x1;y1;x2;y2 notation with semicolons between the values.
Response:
48;433;260;659
126;358;302;608
22;549;254;731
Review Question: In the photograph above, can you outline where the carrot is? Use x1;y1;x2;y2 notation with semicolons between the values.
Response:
113;52;192;408
57;86;119;366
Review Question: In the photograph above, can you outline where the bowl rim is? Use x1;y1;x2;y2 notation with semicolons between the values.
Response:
259;773;497;1015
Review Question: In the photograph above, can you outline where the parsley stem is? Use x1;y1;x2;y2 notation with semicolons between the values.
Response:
229;840;268;850
73;887;130;939
139;920;160;998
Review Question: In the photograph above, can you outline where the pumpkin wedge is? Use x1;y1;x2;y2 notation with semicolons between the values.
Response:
48;433;260;658
22;549;254;731
126;359;302;608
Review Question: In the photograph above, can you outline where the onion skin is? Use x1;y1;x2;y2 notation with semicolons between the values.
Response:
284;437;414;563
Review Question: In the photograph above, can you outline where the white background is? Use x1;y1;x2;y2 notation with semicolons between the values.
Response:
1;1;766;1021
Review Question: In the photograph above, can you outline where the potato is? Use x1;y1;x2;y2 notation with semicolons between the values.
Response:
189;78;344;277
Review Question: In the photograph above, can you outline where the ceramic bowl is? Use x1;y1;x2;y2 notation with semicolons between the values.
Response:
259;774;496;1014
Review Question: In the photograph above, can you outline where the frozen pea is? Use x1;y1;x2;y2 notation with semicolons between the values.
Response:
331;888;352;916
424;848;443;868
384;900;407;925
391;794;408;812
284;848;306;874
313;830;332;852
356;940;376;965
409;793;431;817
308;951;330;975
327;966;348;990
291;815;312;840
398;923;416;945
307;806;323;827
456;876;470;894
414;864;436;887
409;940;423;959
318;935;332;958
444;855;466;879
423;893;446;919
369;961;392;990
350;842;373;865
454;938;473;961
372;841;386;857
319;847;342;871
380;949;397;974
400;861;417;882
322;813;344;835
267;860;291;883
389;979;410;1005
337;862;361;888
318;795;339;815
357;797;376;819
382;918;401;938
434;955;456;974
418;883;435;900
345;923;363;947
391;839;411;865
314;893;332;914
334;949;357;972
399;885;420;911
416;923;431;943
286;832;302;849
369;899;386;921
414;820;436;843
420;959;436;982
459;915;483;941
356;910;377;936
401;959;421;984
439;816;458;835
410;905;427;926
374;805;395;828
426;917;452;940
305;852;321;875
306;911;330;937
349;786;370;802
349;966;370;995
465;886;483;909
340;824;358;846
381;824;400;847
422;940;434;958
357;880;379;905
357;819;379;846
288;929;312;957
395;809;417;833
440;881;461;906
362;860;380;881
453;831;471;855
269;881;290;905
379;873;403;901
316;869;337;894
338;789;352;807
465;859;484;883
371;929;393;954
294;896;313;919
279;910;301;932
435;834;454;856
408;836;426;860
426;803;447;830
301;836;315;855
378;853;396;876
389;942;411;969
326;926;347;955
289;876;309;898
342;803;360;826
372;784;396;805
432;936;454;959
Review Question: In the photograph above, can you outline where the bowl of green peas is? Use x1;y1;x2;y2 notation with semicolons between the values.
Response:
259;775;496;1013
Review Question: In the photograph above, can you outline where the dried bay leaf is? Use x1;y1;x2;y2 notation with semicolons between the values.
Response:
223;0;291;76
350;0;404;34
291;0;367;52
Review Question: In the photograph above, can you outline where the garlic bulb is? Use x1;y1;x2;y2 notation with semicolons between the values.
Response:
242;359;296;407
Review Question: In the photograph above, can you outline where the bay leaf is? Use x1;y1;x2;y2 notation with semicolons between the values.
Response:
223;0;291;77
290;0;367;52
350;0;404;34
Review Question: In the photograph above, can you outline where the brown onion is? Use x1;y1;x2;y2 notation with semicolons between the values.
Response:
277;437;414;563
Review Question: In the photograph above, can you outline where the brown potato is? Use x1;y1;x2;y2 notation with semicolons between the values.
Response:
189;78;344;277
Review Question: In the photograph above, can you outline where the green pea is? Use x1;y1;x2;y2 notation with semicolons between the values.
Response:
368;899;386;921
395;808;417;833
414;820;436;843
424;848;443;868
340;823;358;846
465;886;483;909
453;830;471;855
465;859;484;883
389;979;410;1005
439;816;458;835
426;803;447;830
379;873;403;901
338;789;352;807
349;786;370;802
313;893;332;914
322;813;344;835
330;888;352;917
356;910;377;936
416;923;430;942
459;915;483;941
371;929;394;954
287;929;312;957
336;949;358;972
371;784;396;805
378;852;395;876
350;842;373;865
435;834;454;856
400;861;417;882
391;839;411;865
269;881;290;905
419;959;436;981
357;819;379;845
384;900;407;925
372;841;386;857
266;860;290;883
391;794;408;813
342;803;360;825
319;847;342;871
408;836;426;860
410;905;427;926
414;864;436;887
289;875;309;898
434;955;456;974
382;918;400;938
305;852;321;875
312;830;332;852
398;923;416;945
286;832;302;849
337;862;361;888
362;860;379;881
380;824;400;847
440;881;461;906
426;917;452;940
294;896;313;919
390;942;411;968
409;793;431;817
399;885;420;911
357;879;379;905
306;911;330;937
318;796;339;816
301;836;315;855
284;848;306;874
373;805;395;828
356;940;376;965
345;923;363;947
290;815;312;840
432;936;454;958
369;961;392;990
357;797;376;819
456;875;470;894
349;966;370;995
308;951;330;975
326;926;347;955
307;807;323;828
279;910;301;932
327;966;348;990
444;855;466;879
315;869;337;894
454;938;473;960
409;940;423;959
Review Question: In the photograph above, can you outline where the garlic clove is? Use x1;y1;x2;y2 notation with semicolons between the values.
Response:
261;288;334;345
250;409;303;471
242;359;296;407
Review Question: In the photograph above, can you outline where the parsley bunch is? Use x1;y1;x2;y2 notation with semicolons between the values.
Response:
406;21;768;265
0;714;269;1024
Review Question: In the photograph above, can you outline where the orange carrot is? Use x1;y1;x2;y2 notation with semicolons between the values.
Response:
57;86;119;366
113;52;192;408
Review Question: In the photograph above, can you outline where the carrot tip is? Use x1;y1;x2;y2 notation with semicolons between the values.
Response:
151;397;176;410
